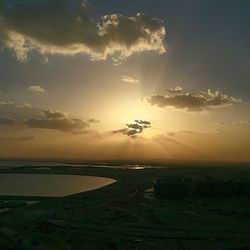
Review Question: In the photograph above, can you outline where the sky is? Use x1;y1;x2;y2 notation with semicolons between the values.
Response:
0;0;249;161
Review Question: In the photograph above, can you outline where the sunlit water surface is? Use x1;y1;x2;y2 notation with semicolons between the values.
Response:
0;174;116;197
0;160;161;170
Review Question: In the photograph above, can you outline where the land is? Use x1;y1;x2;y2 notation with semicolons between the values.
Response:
1;164;250;249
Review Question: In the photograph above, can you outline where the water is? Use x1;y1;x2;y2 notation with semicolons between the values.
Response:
0;160;83;169
0;174;116;197
0;159;160;170
0;159;247;170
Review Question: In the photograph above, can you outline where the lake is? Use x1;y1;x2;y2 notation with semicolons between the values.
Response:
0;174;116;197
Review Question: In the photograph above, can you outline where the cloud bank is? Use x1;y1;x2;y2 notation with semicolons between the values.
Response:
0;0;166;62
0;100;99;134
0;117;16;125
113;120;151;138
147;88;241;112
25;110;89;134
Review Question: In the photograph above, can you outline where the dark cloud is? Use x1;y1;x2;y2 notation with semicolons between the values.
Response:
134;120;151;125
0;117;16;125
0;102;98;134
0;100;43;122
87;118;100;123
0;0;166;62
113;128;139;137
43;110;66;119
127;123;144;131
25;110;89;133
25;118;86;132
147;88;241;112
113;120;151;138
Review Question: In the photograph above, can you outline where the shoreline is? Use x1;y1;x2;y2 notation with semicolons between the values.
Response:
1;165;250;249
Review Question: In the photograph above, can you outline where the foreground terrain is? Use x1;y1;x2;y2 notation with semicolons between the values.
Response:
1;164;250;249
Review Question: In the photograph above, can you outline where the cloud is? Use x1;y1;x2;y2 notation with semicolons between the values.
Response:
121;75;139;83
25;109;89;133
168;86;183;94
0;99;14;105
113;119;151;138
43;109;65;119
0;100;42;122
127;123;144;131
87;118;100;123
0;135;35;142
25;118;88;133
0;99;32;108
134;120;151;125
28;85;46;93
0;102;99;134
147;87;241;112
15;102;33;109
0;117;16;125
25;109;85;132
0;1;166;62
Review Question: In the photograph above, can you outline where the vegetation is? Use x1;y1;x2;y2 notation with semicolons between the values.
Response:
154;177;250;199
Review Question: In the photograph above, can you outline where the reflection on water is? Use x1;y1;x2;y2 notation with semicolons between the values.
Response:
33;167;51;170
127;165;145;170
0;174;116;197
143;187;155;200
